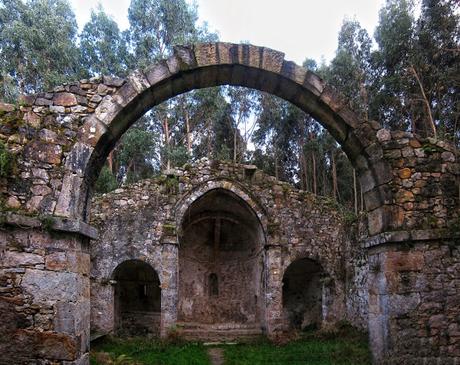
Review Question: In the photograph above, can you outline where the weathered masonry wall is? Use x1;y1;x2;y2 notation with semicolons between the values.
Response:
0;227;90;364
89;160;361;339
0;42;459;364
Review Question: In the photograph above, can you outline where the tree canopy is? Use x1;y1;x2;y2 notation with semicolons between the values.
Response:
0;0;458;210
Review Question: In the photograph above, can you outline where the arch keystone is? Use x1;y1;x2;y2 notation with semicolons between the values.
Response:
194;43;219;67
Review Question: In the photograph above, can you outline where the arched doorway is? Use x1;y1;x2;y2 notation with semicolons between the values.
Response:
178;188;265;337
113;260;161;336
282;258;323;331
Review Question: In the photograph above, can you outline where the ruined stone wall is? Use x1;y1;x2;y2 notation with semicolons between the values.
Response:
0;227;90;364
0;78;119;217
89;159;363;337
368;240;460;364
0;42;458;364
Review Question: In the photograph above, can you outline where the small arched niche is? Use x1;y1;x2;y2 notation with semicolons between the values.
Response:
113;260;161;336
282;258;323;331
178;188;265;328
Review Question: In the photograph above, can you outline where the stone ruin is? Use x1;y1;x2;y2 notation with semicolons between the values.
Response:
90;159;363;341
0;43;458;365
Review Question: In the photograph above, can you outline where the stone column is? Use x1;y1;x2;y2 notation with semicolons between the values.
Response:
367;237;460;365
0;216;95;365
160;240;179;337
264;244;283;335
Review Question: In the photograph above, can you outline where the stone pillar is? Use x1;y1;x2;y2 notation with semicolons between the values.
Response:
160;240;179;337
368;238;460;365
0;220;92;365
264;244;283;334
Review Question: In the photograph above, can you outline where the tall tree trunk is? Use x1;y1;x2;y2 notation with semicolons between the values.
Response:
107;150;114;174
332;151;338;200
163;119;170;170
409;65;436;138
185;110;192;154
353;168;358;215
274;149;279;181
233;129;238;163
300;151;308;191
312;152;317;195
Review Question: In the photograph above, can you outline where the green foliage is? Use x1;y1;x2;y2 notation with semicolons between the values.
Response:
127;0;201;66
0;0;81;95
94;166;118;194
343;210;358;225
79;6;131;77
223;332;371;365
90;332;370;365
118;127;158;183
0;141;14;177
324;19;372;119
38;214;55;232
421;142;443;154
158;175;179;194
90;337;211;365
164;145;190;168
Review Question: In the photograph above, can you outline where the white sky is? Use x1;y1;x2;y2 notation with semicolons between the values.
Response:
69;0;385;65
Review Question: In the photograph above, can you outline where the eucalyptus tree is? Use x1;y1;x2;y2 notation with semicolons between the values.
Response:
0;0;80;97
79;6;131;77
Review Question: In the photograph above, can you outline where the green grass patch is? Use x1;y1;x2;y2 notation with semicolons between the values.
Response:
90;328;371;365
223;334;371;365
90;337;211;365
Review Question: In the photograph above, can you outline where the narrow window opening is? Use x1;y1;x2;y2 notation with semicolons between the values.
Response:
209;273;219;296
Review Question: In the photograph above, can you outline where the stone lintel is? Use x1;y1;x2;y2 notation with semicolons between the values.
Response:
1;212;99;240
161;236;178;245
264;243;282;249
364;229;459;248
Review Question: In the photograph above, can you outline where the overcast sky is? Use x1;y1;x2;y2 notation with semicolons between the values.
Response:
69;0;385;65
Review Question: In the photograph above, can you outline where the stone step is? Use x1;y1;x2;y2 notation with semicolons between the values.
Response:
176;322;263;342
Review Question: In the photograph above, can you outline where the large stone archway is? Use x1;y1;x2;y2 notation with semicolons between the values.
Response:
0;43;459;364
76;43;392;232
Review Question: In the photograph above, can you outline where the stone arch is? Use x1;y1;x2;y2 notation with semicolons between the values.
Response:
174;178;268;238
281;257;324;331
176;185;267;333
61;42;392;235
112;259;161;336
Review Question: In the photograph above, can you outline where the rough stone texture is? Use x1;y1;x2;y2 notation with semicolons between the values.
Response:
368;241;460;364
0;228;90;364
0;42;458;364
90;160;358;339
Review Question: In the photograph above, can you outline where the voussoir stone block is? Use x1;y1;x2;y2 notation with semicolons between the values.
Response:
240;44;263;68
280;61;305;85
173;45;197;69
112;81;138;108
95;95;122;125
65;142;94;176
194;43;219;67
145;61;171;85
127;70;151;94
55;173;83;218
78;115;108;147
261;47;285;74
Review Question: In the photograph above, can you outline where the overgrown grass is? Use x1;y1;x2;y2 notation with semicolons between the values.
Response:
90;337;211;365
90;326;371;365
223;336;371;365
